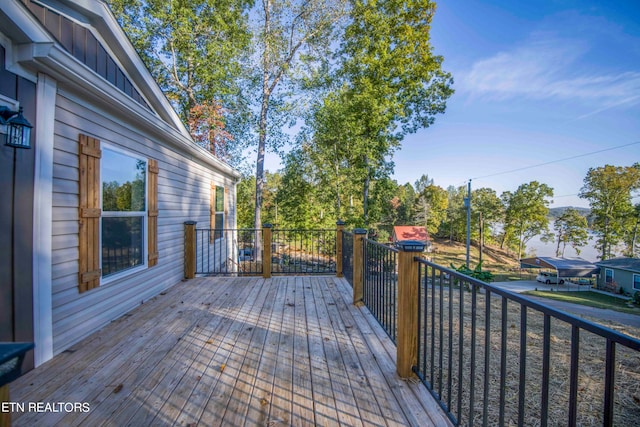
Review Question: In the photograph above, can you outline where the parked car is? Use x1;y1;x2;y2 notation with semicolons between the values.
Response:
536;272;564;284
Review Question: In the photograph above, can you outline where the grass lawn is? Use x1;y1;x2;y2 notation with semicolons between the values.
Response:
522;290;640;315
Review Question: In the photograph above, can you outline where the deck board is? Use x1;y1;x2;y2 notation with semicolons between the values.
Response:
10;276;451;426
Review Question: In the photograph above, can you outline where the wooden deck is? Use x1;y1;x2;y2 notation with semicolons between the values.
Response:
10;276;450;426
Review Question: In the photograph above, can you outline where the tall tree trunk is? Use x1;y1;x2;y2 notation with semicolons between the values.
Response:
517;228;524;261
253;3;271;260
450;225;454;243
335;141;341;219
254;94;269;231
632;218;639;257
602;216;609;260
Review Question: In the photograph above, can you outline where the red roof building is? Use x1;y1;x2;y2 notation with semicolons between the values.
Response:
392;226;430;245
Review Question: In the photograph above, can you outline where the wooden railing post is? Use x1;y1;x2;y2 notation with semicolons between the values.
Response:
396;240;425;378
352;228;367;304
184;221;197;279
263;224;272;279
336;220;345;278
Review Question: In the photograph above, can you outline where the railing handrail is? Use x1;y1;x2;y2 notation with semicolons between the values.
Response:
415;257;640;350
196;227;336;232
363;237;399;253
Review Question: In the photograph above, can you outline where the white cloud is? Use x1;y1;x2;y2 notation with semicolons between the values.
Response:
459;35;640;110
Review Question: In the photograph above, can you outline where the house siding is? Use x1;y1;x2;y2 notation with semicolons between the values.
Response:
50;91;236;354
23;0;151;110
599;268;635;294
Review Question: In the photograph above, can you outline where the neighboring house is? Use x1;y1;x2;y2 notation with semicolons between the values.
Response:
519;257;600;279
0;0;240;371
595;258;640;295
392;225;431;251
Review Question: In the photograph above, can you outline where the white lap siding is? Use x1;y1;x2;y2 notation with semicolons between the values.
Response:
50;92;236;355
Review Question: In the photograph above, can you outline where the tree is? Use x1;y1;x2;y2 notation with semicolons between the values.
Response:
236;175;256;228
470;187;504;263
551;208;589;257
108;0;253;163
414;184;448;235
579;163;640;260
276;148;332;229
251;0;348;232
501;181;554;260
187;101;234;159
303;92;374;223
625;203;640;257
306;0;453;226
414;174;434;194
393;183;417;226
442;185;466;242
367;176;398;239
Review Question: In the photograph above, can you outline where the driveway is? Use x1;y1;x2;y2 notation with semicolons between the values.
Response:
490;280;640;329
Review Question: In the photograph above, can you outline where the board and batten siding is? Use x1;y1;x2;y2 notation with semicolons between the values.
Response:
50;91;236;355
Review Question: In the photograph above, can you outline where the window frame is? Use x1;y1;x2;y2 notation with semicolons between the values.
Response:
100;144;148;283
633;274;640;291
605;268;614;284
213;184;225;241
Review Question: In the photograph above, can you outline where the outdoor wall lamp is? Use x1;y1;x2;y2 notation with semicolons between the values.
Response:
0;106;32;149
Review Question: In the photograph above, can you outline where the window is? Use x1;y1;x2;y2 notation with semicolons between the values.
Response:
78;134;158;293
634;274;640;291
101;147;147;278
211;184;225;241
605;268;614;284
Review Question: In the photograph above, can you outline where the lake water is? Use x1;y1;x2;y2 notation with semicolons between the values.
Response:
525;234;600;262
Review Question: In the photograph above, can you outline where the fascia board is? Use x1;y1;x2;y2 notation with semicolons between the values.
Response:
3;0;239;178
15;41;239;178
0;0;52;44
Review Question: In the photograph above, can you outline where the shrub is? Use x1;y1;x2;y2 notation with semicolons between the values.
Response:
450;261;494;283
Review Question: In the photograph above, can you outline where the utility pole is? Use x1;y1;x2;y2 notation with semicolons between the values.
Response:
465;180;471;268
479;211;483;266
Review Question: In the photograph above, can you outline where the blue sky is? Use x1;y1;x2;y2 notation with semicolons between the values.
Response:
394;0;640;208
259;0;640;208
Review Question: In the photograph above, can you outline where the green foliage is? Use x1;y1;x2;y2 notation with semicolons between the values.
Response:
102;175;145;212
501;181;554;260
471;187;504;245
303;0;453;227
251;0;347;230
107;0;254;165
579;163;640;259
414;174;434;194
450;261;494;283
625;203;640;258
413;184;448;235
440;185;466;241
552;207;589;257
633;291;640;306
236;175;256;228
276;149;333;230
387;183;417;227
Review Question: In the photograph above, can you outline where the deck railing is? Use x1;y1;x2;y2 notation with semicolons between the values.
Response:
271;228;336;275
184;222;640;426
184;222;337;277
342;230;354;287
192;228;263;275
363;238;399;343
414;258;640;426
